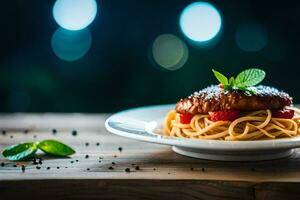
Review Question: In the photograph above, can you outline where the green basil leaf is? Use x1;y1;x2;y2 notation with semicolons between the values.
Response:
2;143;38;161
235;68;265;87
212;69;228;85
38;140;75;156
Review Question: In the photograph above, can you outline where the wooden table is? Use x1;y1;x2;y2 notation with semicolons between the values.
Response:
1;114;300;200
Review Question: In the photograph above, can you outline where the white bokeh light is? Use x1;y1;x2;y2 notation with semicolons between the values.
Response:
179;2;222;42
53;0;97;31
152;34;189;71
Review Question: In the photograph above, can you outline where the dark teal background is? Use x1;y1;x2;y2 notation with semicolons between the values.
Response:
0;0;299;112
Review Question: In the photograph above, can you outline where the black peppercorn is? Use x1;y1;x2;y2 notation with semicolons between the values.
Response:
2;130;6;135
135;166;140;170
52;129;57;135
47;167;50;170
36;166;41;169
32;158;38;165
85;142;89;146
108;166;114;170
125;168;130;172
85;155;89;159
96;142;100;146
21;165;25;173
72;130;77;136
118;147;123;152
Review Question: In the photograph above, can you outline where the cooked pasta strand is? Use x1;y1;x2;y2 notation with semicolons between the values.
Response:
163;108;300;141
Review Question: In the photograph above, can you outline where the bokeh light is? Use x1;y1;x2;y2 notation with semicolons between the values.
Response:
152;34;189;71
53;0;97;31
179;2;222;43
51;28;92;61
235;23;268;52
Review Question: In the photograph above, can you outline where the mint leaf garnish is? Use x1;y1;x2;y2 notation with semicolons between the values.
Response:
212;69;228;85
235;68;265;88
38;140;75;156
212;68;265;94
2;143;38;161
2;140;75;161
228;77;235;87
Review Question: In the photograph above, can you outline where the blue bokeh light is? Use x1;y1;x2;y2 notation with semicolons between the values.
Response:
51;28;92;61
179;2;222;42
53;0;97;31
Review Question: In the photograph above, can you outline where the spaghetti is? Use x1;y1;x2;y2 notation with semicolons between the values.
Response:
163;107;300;141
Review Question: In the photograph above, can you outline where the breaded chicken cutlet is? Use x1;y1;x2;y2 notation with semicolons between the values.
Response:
176;85;292;115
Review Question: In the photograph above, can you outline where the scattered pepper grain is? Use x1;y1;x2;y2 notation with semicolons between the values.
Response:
21;165;25;173
125;168;130;172
72;130;77;136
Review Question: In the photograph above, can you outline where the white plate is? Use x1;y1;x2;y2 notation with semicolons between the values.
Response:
105;104;300;161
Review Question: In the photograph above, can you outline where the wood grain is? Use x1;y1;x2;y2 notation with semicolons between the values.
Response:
1;113;300;199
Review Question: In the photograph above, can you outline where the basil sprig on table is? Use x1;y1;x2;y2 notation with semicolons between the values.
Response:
2;140;75;161
212;68;266;94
